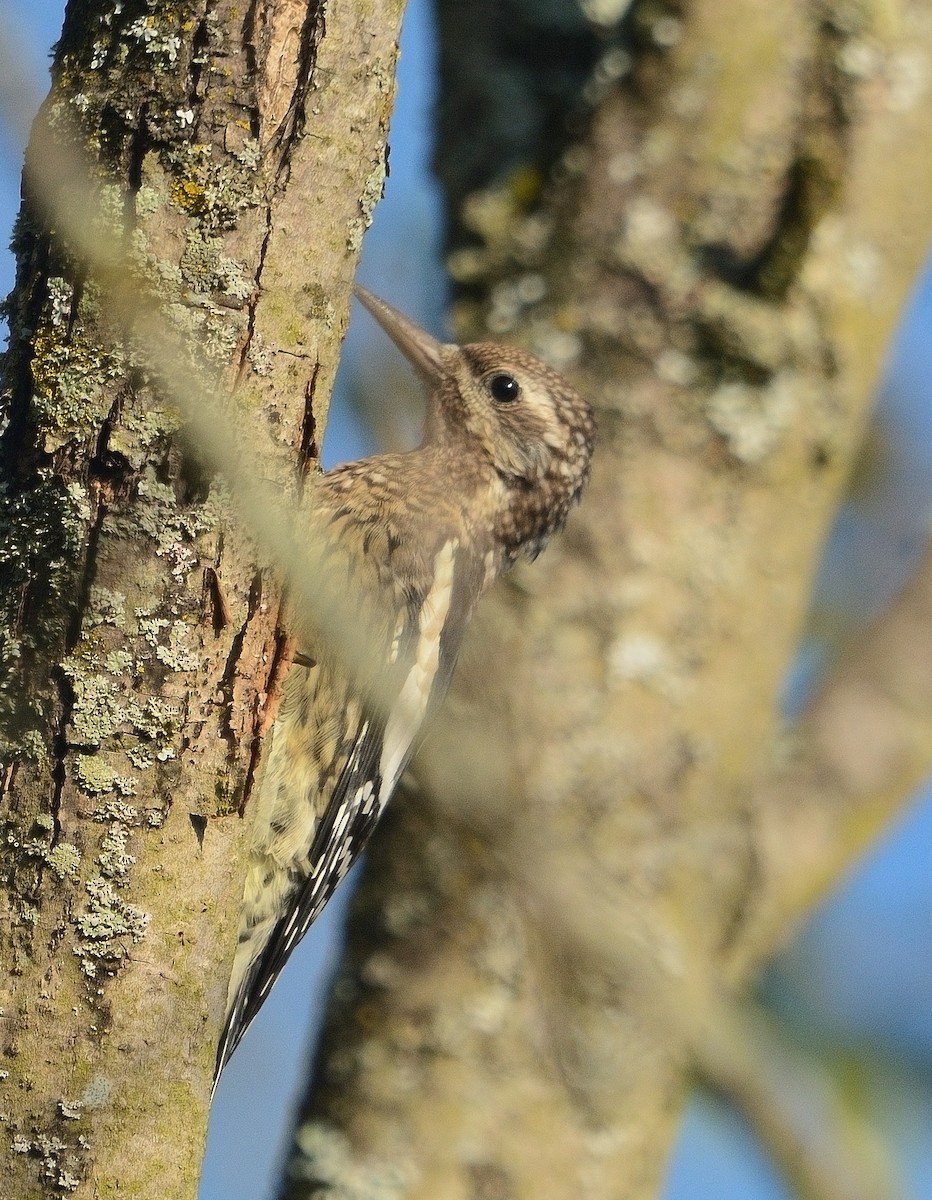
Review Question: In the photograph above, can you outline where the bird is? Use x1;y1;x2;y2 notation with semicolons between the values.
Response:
213;285;595;1087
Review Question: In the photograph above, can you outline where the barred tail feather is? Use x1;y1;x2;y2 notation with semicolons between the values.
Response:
213;854;294;1091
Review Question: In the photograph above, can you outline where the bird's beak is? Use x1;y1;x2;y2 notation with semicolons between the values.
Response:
353;285;447;383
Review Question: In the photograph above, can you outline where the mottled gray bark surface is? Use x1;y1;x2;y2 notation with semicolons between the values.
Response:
0;1;404;1196
282;3;932;1199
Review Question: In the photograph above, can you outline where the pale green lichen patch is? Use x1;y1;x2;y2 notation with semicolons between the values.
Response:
135;613;169;644
45;276;75;325
348;159;388;252
56;2;191;138
29;321;125;453
59;1097;84;1120
446;174;547;294
47;842;82;880
79;1074;111;1110
0;476;92;625
90;183;129;246
134;184;161;218
164;139;262;233
98;823;135;880
87;587;128;627
0;475;96;754
63;636;186;788
126;742;156;771
135;471;216;559
11;1129;81;1192
74;755;120;795
179;231;252;301
57;1074;112;1125
154;621;200;672
177;303;243;365
125;12;183;68
91;798;139;825
74;876;149;978
103;649;134;675
20;837;55;861
60;663;125;748
14;728;49;765
131;695;183;764
107;402;182;468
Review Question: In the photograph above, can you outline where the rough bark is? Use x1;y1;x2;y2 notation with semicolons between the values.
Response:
284;3;932;1199
0;1;404;1196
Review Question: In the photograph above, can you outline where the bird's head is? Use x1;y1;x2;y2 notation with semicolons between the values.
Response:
354;286;595;560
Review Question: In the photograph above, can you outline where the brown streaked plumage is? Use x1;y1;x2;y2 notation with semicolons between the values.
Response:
214;286;594;1088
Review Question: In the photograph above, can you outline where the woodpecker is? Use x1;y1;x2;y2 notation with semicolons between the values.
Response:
214;286;594;1086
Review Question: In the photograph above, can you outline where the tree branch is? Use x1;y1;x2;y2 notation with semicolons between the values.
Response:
0;2;404;1196
738;538;932;977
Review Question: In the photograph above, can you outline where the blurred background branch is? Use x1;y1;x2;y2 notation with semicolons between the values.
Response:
743;538;932;978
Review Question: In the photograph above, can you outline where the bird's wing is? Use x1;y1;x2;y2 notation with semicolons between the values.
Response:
213;534;482;1085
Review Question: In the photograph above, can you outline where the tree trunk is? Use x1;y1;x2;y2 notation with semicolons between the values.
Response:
283;3;932;1198
0;1;403;1196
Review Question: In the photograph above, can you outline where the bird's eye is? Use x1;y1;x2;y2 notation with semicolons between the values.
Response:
487;373;521;403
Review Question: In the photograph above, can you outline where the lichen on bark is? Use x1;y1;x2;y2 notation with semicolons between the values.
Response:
0;0;405;1195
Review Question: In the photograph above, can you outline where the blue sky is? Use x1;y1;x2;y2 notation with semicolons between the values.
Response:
3;5;932;1199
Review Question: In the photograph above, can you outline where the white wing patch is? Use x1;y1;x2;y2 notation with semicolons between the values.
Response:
388;610;405;664
482;548;497;591
380;537;458;795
